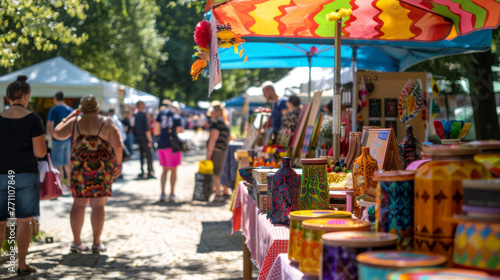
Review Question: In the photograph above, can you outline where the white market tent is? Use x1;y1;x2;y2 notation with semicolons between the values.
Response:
108;81;159;110
0;56;117;109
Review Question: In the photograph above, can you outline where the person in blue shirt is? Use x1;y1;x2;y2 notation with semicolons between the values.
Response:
46;91;73;190
262;81;288;143
154;102;183;202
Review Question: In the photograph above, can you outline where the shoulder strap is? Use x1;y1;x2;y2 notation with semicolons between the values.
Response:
97;117;107;137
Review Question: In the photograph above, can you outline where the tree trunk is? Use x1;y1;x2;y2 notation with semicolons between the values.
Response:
466;50;500;140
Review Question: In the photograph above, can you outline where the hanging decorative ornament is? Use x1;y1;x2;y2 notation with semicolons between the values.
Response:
358;75;368;111
190;59;207;81
398;79;423;124
217;23;248;62
194;20;211;49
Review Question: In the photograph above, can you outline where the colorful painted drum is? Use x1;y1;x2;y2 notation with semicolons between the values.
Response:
388;268;494;280
266;173;275;219
373;171;416;251
288;210;351;265
414;145;490;265
467;140;500;178
300;158;330;210
300;218;370;278
321;232;398;280
357;250;447;280
453;217;500;276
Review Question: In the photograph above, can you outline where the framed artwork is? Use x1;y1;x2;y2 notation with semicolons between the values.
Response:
369;99;382;118
385;120;397;137
369;120;381;127
385;98;398;118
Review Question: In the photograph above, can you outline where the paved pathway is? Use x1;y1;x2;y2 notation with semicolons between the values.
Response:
1;131;258;279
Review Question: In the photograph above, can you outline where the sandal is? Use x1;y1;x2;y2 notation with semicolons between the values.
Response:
17;265;36;276
92;244;107;253
70;242;90;253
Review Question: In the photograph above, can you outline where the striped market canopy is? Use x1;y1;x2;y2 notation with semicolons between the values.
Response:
206;0;500;42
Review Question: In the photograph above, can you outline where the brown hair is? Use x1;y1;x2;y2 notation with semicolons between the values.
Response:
6;75;30;101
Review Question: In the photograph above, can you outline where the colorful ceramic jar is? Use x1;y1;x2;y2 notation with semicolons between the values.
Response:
266;173;275;219
300;218;370;278
271;157;300;225
467;140;500;178
373;170;416;251
300;158;329;210
352;147;379;218
453;216;500;276
288;210;351;265
321;232;398;280
388;268;493;280
414;145;490;264
357;250;447;280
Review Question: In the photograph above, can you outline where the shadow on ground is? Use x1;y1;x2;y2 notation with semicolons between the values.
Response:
197;221;243;253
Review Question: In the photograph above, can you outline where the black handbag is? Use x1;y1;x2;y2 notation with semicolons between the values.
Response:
169;129;189;153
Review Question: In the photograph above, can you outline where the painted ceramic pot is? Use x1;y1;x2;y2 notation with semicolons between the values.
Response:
321;232;398;280
300;158;329;211
467;140;500;178
373;170;416;251
266;173;275;220
288;210;351;265
356;250;447;280
300;218;370;278
453;217;500;276
353;147;379;218
388;268;495;280
271;157;300;225
414;145;490;265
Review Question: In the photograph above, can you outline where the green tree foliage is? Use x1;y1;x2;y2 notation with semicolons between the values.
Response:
144;0;289;106
1;0;165;88
0;0;88;67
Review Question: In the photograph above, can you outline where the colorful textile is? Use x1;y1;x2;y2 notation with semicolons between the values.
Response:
71;135;115;198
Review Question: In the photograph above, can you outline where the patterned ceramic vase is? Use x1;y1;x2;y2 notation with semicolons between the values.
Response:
373;171;416;251
288;210;351;265
414;145;490;265
466;140;500;178
321;232;398;280
356;251;447;280
271;157;300;225
352;147;379;218
266;173;275;219
300;158;329;210
453;218;500;276
300;218;370;278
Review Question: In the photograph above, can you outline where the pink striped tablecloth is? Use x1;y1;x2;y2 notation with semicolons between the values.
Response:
267;253;316;280
232;181;290;280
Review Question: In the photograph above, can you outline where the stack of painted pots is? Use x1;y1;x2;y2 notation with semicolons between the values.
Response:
300;158;330;210
414;145;490;264
452;179;500;276
321;231;398;280
288;210;351;265
356;250;447;280
300;218;371;278
373;170;416;250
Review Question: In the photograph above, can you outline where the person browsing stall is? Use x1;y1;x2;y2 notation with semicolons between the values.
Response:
262;81;288;142
133;101;154;179
0;75;47;276
54;95;123;254
154;102;183;202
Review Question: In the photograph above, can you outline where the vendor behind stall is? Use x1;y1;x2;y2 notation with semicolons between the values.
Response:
262;81;288;144
278;95;301;148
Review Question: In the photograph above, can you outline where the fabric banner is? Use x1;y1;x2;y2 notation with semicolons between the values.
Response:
209;13;222;97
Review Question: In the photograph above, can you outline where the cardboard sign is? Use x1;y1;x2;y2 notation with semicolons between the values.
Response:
364;128;402;171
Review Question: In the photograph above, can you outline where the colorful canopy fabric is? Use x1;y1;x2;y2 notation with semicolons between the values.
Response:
206;0;499;42
218;30;492;71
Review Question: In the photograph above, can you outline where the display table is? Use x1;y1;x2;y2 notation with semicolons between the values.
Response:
232;181;289;280
267;253;315;280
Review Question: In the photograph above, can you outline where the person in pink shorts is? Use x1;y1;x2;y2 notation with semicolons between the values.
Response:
154;103;183;202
